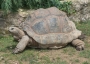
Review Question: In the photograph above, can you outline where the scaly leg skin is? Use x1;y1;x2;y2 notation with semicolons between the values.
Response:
72;39;85;51
13;35;29;54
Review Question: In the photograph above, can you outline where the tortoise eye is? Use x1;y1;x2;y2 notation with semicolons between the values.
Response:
11;28;14;30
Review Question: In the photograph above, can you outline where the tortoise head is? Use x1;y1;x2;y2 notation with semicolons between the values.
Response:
9;27;25;38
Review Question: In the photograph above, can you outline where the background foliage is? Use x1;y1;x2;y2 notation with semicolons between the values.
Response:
0;0;74;15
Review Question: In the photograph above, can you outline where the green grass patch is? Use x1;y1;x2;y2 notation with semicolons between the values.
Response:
83;61;90;64
76;20;90;36
79;50;90;59
0;36;16;52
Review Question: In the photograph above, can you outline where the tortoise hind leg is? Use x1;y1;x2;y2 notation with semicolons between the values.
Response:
71;39;85;51
13;35;29;54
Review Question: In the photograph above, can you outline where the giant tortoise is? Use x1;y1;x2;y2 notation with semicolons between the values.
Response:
9;7;85;54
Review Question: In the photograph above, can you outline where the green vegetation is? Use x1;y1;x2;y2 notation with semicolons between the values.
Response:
0;0;74;15
0;21;90;64
76;20;90;36
83;61;90;64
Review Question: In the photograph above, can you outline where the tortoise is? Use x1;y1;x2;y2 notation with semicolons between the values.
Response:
9;7;85;54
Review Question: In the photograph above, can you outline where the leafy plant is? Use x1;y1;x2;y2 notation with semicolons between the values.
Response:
0;0;74;15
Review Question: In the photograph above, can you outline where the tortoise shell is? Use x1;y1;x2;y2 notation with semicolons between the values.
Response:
21;7;81;46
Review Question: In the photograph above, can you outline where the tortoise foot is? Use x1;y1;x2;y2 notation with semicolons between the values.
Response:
76;45;84;51
12;47;20;54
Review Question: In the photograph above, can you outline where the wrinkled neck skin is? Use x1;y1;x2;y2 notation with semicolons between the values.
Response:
9;27;25;39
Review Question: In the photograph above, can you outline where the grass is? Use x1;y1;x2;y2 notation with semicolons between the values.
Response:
83;61;90;64
0;20;90;64
76;20;90;36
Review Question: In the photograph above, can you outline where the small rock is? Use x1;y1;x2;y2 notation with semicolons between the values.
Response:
10;46;13;49
0;57;4;60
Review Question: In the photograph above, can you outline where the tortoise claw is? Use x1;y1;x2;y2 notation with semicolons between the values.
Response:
12;47;20;54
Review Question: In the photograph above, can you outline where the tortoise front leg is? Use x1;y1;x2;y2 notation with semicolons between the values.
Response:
71;39;85;51
13;35;29;54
